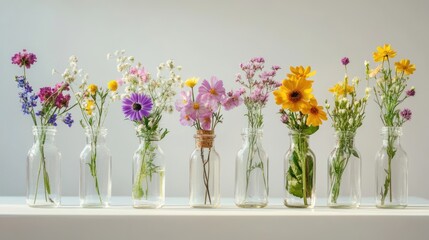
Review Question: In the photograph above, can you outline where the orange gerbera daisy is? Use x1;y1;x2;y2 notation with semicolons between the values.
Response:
287;66;316;80
301;98;327;127
373;44;396;62
273;78;313;112
395;59;416;75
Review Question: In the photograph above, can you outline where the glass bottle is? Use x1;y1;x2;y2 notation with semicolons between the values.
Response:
234;128;268;208
27;126;61;207
132;134;165;208
375;127;408;208
80;127;112;208
284;131;316;208
189;130;220;208
327;131;361;208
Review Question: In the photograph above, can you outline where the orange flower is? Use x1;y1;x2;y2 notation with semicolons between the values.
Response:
395;59;416;75
273;78;313;112
373;44;396;62
301;98;327;127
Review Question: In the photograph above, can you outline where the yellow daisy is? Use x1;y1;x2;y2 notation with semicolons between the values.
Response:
395;59;416;75
373;44;396;62
85;99;95;115
301;98;327;127
87;84;98;95
107;80;118;92
329;82;355;97
287;66;316;80
273;78;313;112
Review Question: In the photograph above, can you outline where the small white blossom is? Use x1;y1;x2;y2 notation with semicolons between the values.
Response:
364;60;369;67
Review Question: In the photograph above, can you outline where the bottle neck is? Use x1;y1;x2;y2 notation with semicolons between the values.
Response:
381;127;402;147
334;131;356;149
195;130;215;149
85;127;108;145
33;126;56;144
289;132;310;148
242;128;263;145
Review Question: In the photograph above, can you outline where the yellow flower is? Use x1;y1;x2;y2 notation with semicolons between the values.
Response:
273;78;313;112
301;98;327;127
287;66;316;80
185;77;199;88
85;99;95;115
395;59;416;75
87;84;98;95
107;80;118;91
329;82;355;97
373;44;396;62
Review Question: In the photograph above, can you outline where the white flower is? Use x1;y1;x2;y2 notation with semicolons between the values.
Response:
365;87;371;95
114;50;119;56
120;93;129;100
69;55;78;63
352;77;359;85
136;124;144;133
364;60;369;67
348;119;353;125
177;66;182;71
52;69;56;76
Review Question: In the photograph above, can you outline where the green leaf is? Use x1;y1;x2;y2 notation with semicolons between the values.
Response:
351;149;360;158
302;126;319;135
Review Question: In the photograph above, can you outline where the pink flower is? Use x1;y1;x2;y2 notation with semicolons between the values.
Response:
199;113;212;130
222;88;244;111
11;49;37;69
175;91;191;111
198;76;225;103
130;66;148;83
55;93;71;108
38;87;54;103
406;88;415;97
179;111;194;126
184;96;211;121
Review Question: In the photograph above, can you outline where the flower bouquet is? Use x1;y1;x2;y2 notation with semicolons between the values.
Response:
112;51;182;208
326;57;369;207
12;49;75;206
368;44;415;208
273;66;327;208
177;76;243;207
59;56;118;207
234;57;280;208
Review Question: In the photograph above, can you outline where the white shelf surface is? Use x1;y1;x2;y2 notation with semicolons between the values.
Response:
1;197;429;240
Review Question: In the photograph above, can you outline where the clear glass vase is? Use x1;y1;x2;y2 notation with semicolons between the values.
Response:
189;130;220;208
27;126;61;207
284;131;316;208
79;127;112;208
376;127;408;208
234;128;269;208
327;131;361;208
132;134;165;208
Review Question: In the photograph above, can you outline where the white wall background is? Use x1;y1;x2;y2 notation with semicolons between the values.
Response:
0;0;428;200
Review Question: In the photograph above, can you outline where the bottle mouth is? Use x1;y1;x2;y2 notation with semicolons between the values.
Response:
194;130;215;148
334;131;356;138
32;126;57;134
241;128;263;136
85;127;108;136
380;127;403;136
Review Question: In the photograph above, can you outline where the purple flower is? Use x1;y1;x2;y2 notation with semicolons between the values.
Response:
341;57;350;66
48;114;58;126
11;49;37;69
222;89;244;111
400;108;412;121
16;76;38;115
406;88;415;97
272;65;281;71
198;76;226;103
281;114;289;124
63;113;74;127
122;93;153;121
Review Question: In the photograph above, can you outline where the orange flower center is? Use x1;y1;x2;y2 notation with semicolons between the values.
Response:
288;91;302;103
185;115;190;120
193;103;200;110
210;88;217;95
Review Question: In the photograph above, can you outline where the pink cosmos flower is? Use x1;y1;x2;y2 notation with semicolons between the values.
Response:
184;96;211;121
130;66;148;83
175;91;191;111
11;49;37;69
199;113;212;130
179;111;194;126
198;76;225;103
222;88;244;111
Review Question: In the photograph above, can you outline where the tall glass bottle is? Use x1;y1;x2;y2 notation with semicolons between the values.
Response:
189;130;220;208
234;128;268;208
132;134;165;208
27;126;61;207
327;131;361;208
284;131;316;208
80;127;112;208
376;127;408;208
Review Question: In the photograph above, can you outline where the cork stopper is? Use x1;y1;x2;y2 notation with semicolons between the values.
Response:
195;130;215;148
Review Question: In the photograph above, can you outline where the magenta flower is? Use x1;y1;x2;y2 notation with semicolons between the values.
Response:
130;66;148;83
11;49;37;69
55;93;71;108
198;76;226;103
406;88;415;97
175;91;191;111
38;87;54;103
222;89;244;111
122;93;153;121
199;114;212;130
179;111;194;126
341;57;350;66
281;114;289;124
400;108;412;121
